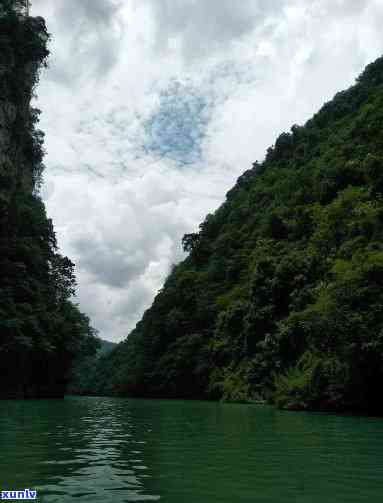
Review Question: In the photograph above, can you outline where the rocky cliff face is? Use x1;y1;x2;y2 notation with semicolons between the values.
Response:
0;12;97;400
0;15;48;211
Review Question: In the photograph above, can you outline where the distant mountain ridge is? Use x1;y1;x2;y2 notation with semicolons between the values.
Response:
67;338;116;395
98;339;117;356
91;55;383;414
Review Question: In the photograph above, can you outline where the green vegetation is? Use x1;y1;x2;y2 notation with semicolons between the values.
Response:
67;339;116;395
92;54;383;414
0;3;97;398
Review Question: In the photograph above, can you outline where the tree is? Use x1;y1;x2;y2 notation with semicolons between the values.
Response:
182;232;200;253
0;1;28;16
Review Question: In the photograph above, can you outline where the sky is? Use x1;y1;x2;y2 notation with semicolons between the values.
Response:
30;0;383;343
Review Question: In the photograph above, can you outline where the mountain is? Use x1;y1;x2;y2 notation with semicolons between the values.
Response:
67;339;117;396
98;339;117;356
94;55;383;414
0;4;97;398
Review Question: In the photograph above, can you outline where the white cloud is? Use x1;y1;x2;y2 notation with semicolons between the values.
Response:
30;0;383;341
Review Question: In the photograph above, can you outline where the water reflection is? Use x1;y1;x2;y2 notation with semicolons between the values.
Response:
0;398;159;502
1;397;383;502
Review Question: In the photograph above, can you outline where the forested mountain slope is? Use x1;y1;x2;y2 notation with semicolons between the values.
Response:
96;55;383;414
67;339;116;395
0;3;97;398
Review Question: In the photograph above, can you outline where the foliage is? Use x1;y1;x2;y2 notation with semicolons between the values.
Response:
93;55;383;414
209;364;251;403
67;339;116;395
0;11;97;398
0;1;27;17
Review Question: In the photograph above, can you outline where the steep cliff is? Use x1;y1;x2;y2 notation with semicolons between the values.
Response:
95;55;383;414
0;7;97;398
0;13;47;206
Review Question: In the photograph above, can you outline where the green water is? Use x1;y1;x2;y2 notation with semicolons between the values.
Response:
1;397;383;502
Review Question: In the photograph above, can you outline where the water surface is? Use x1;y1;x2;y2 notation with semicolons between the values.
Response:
1;396;382;502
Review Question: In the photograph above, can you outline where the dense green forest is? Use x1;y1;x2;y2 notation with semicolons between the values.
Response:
91;55;383;414
0;2;97;398
67;339;116;395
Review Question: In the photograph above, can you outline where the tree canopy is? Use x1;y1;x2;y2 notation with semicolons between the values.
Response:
89;55;383;415
0;10;98;398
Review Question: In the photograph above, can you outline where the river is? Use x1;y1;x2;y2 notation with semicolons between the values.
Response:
0;396;382;502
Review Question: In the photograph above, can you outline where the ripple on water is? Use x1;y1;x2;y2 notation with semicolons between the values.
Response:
1;397;383;502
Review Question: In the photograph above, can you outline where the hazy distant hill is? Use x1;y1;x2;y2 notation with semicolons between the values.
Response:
67;338;116;395
98;339;117;356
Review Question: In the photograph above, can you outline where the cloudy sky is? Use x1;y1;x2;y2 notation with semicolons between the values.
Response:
31;0;383;342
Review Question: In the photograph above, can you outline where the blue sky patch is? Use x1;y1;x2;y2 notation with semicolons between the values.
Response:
144;81;211;165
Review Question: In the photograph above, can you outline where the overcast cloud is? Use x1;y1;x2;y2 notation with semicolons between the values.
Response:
30;0;383;342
